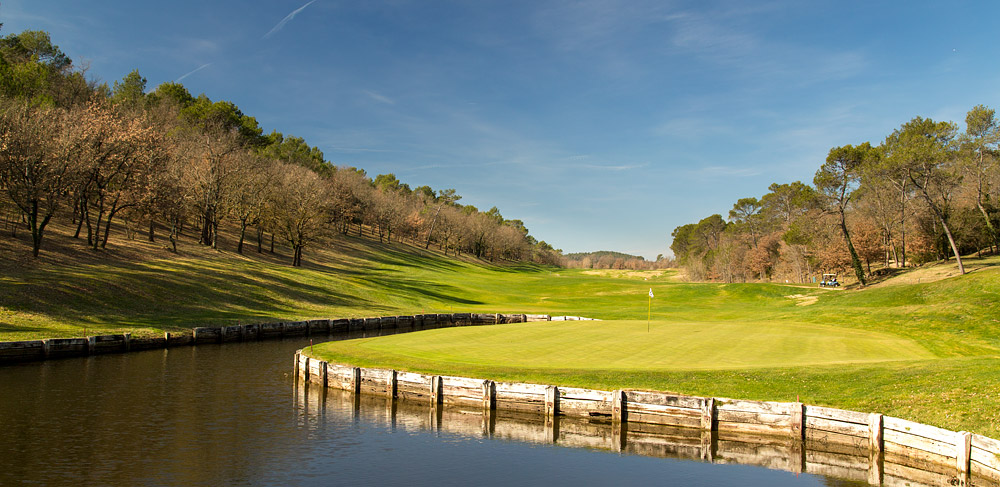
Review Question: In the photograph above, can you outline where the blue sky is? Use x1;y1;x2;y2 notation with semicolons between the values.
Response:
4;1;999;259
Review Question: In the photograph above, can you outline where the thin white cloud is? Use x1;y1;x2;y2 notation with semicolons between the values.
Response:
581;163;648;171
263;0;317;39
176;63;211;81
364;90;395;105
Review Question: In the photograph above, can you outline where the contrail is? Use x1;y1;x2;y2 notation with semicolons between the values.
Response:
264;0;317;39
177;63;211;82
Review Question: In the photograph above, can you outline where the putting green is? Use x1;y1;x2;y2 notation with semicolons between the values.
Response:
316;320;935;372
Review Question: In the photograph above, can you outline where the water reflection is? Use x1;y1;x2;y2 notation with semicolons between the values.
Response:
295;379;875;487
0;335;973;486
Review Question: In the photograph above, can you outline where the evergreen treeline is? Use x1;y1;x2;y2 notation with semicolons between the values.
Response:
0;29;561;266
671;108;999;284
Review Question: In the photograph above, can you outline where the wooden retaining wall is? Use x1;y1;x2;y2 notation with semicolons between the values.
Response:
0;312;536;364
296;352;1000;487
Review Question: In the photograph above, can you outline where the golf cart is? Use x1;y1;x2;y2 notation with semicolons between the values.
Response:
820;273;839;287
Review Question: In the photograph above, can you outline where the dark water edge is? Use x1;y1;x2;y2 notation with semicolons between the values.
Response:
0;338;865;486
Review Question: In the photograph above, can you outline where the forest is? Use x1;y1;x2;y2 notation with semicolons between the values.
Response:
0;29;562;266
671;106;999;285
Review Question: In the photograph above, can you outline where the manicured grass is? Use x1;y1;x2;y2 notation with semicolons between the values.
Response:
318;320;934;370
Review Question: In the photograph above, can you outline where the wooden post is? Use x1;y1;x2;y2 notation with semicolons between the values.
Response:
319;361;328;387
294;352;301;380
868;413;883;454
431;375;443;405
352;367;361;393
87;336;96;355
790;402;805;439
218;327;226;343
163;332;171;347
957;431;972;481
612;390;626;453
482;380;496;410
123;333;131;352
868;413;884;486
612;389;626;423
387;369;397;398
545;385;559;418
303;356;311;382
701;397;715;431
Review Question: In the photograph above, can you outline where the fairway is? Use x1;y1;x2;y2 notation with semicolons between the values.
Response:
315;320;935;371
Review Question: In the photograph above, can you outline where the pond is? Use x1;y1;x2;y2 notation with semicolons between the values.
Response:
0;337;868;486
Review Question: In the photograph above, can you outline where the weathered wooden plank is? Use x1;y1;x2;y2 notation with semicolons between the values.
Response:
971;446;1000;473
396;316;414;328
627;411;702;429
0;340;45;361
452;313;472;326
284;321;308;336
805;415;869;438
436;314;454;326
92;334;128;352
884;416;957;445
379;316;398;329
525;314;550;322
348;318;365;332
494;381;549;395
972;434;1000;474
330;319;350;333
716;409;792;427
558;387;611;402
804;405;870;425
43;338;89;357
973;434;1000;455
559;399;612;417
715;398;793;416
716;420;792;437
259;322;284;338
363;318;380;331
971;460;1000;483
396;371;430;386
494;399;546;413
441;375;489;389
307;319;330;334
627;402;703;419
884;428;957;459
471;313;496;325
193;326;222;343
626;390;705;410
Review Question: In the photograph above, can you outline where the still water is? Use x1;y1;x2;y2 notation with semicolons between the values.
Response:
0;338;864;486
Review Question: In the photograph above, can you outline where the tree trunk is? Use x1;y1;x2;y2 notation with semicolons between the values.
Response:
838;212;866;286
976;201;1000;252
237;217;248;254
148;219;156;242
916;186;965;274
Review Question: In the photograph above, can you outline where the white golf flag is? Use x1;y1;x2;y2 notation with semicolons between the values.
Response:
649;288;654;298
